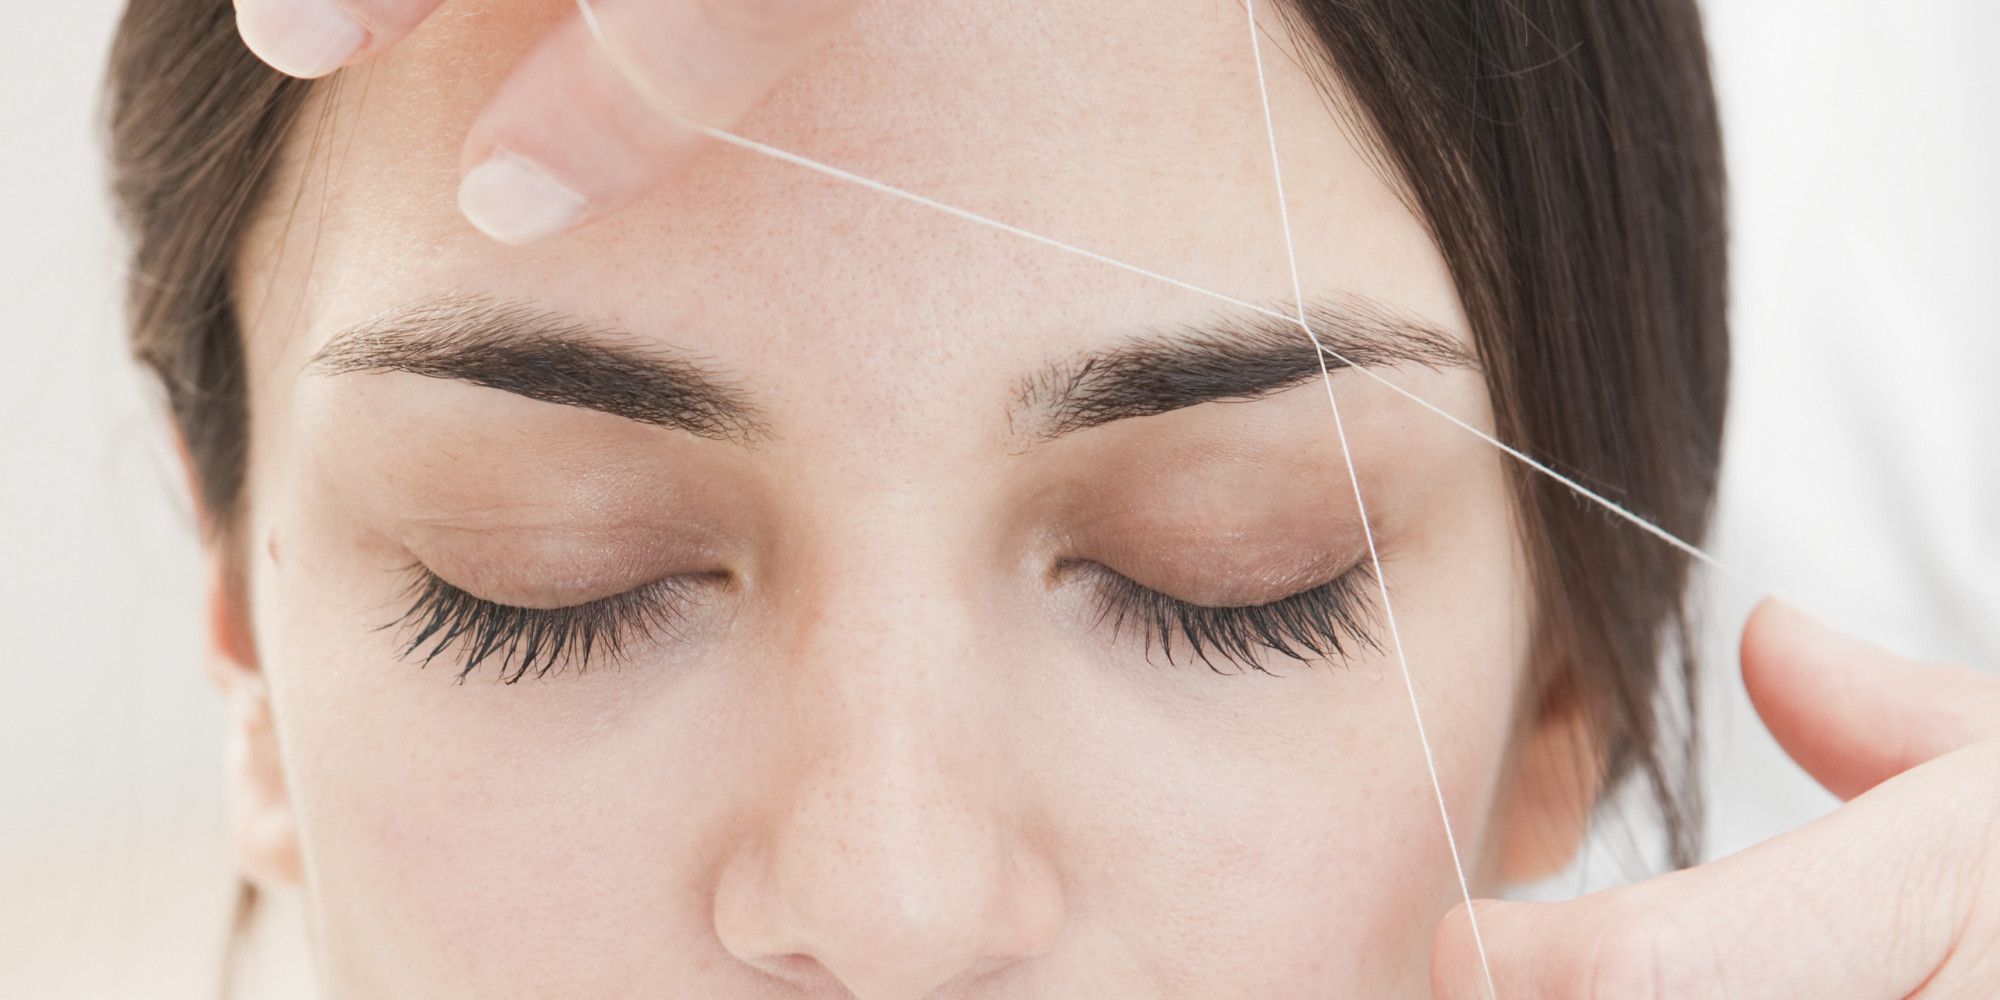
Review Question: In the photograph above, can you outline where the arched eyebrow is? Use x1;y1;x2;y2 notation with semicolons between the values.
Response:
1010;296;1473;441
307;295;768;443
307;293;1469;446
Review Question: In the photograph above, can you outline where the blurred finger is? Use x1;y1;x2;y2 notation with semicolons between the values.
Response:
1742;598;2000;799
233;0;448;78
456;0;864;245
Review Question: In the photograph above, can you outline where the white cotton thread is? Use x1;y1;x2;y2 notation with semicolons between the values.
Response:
1242;1;1497;995
573;0;1741;589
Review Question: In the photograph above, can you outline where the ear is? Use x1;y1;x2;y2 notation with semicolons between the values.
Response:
179;432;303;890
206;553;303;890
1487;673;1602;884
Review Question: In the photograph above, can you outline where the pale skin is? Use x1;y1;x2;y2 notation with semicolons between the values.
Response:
216;0;2000;996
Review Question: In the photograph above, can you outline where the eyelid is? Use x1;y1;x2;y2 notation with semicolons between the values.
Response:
395;521;736;609
1053;514;1366;608
381;564;704;683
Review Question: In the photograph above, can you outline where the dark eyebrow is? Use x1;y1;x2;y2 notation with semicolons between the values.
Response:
1012;295;1474;440
307;296;766;443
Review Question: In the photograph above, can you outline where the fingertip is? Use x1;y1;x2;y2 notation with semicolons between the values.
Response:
1740;598;1805;712
1742;596;1919;712
234;0;369;79
1740;597;1878;721
1431;899;1510;1000
458;12;706;245
1740;597;1816;669
1740;598;1874;784
1740;597;2000;797
457;148;589;246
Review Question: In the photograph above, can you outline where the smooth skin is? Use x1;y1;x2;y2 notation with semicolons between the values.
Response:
227;0;2000;995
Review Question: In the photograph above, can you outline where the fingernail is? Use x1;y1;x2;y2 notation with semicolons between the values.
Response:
243;0;366;79
457;149;589;246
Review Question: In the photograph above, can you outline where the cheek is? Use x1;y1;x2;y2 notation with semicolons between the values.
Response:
277;676;742;994
253;517;735;994
1070;683;1508;997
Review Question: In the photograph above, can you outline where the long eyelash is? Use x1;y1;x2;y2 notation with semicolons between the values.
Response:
1087;564;1381;675
381;568;696;684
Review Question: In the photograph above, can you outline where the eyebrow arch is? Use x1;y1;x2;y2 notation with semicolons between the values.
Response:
307;296;767;443
1012;294;1474;440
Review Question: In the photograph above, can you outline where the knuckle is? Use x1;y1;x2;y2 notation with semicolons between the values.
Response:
1567;901;1710;1000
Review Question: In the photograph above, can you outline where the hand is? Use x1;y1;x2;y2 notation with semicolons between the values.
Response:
1433;599;2000;998
231;0;866;244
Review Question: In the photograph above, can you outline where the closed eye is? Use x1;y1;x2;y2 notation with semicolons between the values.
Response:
1077;561;1381;674
381;565;709;683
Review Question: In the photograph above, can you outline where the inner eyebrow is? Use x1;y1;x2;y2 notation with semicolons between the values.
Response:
1012;294;1474;440
307;296;767;443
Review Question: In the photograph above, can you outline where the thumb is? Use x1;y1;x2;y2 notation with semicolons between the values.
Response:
1741;598;2000;800
456;0;864;245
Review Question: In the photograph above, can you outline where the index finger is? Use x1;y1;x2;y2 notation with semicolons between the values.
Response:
454;0;866;245
233;0;448;78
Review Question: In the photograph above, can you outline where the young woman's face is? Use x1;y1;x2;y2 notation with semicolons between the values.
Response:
226;1;1583;995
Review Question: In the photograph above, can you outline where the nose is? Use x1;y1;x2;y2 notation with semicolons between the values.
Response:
711;600;1065;997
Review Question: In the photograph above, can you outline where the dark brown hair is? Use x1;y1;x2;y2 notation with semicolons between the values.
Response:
106;0;1724;944
1282;2;1728;866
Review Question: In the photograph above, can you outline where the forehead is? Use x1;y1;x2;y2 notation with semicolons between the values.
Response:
239;0;1463;384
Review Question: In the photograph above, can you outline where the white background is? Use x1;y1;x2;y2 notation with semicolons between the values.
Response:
3;1;1995;996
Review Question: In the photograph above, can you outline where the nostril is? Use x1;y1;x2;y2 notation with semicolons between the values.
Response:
749;951;848;990
714;828;1066;998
